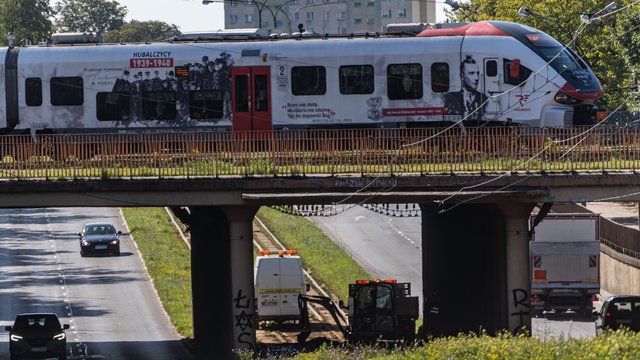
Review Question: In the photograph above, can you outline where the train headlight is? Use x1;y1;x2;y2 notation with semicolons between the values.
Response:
554;91;582;105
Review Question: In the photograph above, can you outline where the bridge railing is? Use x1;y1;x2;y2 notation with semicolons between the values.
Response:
1;126;639;179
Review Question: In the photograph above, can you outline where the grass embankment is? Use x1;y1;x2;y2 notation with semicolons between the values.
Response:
121;207;193;338
122;207;640;359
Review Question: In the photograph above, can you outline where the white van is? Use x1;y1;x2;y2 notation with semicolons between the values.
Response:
254;250;307;321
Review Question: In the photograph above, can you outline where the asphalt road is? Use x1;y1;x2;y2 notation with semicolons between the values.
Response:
0;207;196;360
309;204;599;339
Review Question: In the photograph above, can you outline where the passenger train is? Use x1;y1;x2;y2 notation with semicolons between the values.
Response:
0;20;602;135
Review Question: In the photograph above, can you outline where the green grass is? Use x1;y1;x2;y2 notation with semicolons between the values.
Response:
121;207;193;338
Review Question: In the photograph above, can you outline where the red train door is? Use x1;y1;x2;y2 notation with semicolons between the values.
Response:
231;66;272;132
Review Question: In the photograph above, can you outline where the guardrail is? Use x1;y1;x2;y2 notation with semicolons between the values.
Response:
1;126;640;179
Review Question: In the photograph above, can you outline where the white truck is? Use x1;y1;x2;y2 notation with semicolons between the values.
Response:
254;249;307;322
529;213;600;317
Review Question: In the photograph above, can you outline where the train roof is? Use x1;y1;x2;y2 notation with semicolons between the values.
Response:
18;21;525;49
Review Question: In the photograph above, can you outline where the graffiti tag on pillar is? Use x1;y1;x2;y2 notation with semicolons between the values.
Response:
238;332;254;348
235;310;253;331
234;289;254;348
234;289;250;308
510;288;530;333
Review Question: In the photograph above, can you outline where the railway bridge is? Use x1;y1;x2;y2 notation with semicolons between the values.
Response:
1;127;640;358
2;173;640;358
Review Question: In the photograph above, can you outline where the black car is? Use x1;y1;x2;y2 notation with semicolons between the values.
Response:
5;313;69;360
78;222;122;256
595;295;640;334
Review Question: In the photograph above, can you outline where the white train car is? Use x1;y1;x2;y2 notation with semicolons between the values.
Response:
0;21;601;134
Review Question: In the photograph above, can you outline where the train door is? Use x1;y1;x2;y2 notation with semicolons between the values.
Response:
231;66;272;132
483;58;501;116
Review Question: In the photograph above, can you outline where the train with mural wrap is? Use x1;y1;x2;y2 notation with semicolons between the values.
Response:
0;20;601;135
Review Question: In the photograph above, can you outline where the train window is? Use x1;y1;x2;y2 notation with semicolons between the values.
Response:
50;77;83;106
97;92;130;121
430;63;449;93
142;91;176;120
504;59;532;86
339;65;374;95
235;74;249;112
387;63;422;100
254;74;269;112
291;66;326;96
189;91;223;120
25;78;42;106
486;60;498;77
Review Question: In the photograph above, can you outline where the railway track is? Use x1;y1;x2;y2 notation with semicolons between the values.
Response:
252;217;346;349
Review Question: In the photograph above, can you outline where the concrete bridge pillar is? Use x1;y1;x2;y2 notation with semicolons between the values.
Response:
420;203;507;337
499;204;535;334
187;206;232;359
223;206;260;352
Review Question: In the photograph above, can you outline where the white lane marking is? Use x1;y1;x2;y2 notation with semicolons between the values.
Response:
387;218;421;249
353;216;365;221
45;209;87;358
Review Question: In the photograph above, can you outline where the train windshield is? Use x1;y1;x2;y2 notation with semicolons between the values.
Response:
525;33;585;72
491;22;600;94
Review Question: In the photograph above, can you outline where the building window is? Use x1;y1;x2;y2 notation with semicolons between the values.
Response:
305;12;314;21
25;78;42;107
51;77;83;106
245;14;253;23
387;63;423;100
398;9;407;18
367;18;375;24
323;11;330;20
367;0;375;6
354;18;362;24
339;65;374;94
431;63;449;93
291;66;326;96
337;11;346;20
354;2;362;7
97;92;130;121
230;14;238;24
306;0;314;4
382;9;391;18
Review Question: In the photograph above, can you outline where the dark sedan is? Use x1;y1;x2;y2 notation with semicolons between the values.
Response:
78;222;122;256
595;295;640;334
5;313;69;360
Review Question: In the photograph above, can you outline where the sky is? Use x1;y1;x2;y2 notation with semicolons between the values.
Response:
113;0;447;33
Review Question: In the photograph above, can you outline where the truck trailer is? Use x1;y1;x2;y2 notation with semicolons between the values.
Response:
529;213;600;317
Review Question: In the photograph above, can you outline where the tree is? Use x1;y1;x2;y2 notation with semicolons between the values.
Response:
0;0;53;45
54;0;127;33
448;0;629;110
105;20;181;43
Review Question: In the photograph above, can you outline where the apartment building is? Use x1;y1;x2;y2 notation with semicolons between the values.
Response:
224;0;436;35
